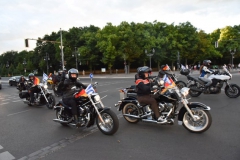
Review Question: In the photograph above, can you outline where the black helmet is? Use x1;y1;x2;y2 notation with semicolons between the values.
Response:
28;73;34;79
68;68;79;81
203;60;211;66
137;66;151;79
161;64;171;74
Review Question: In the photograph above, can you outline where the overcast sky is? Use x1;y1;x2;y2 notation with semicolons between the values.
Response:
0;0;239;54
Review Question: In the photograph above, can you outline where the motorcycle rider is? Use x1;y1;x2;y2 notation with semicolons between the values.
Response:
61;68;87;127
135;66;166;123
56;68;67;96
18;75;27;90
199;60;214;93
28;73;40;105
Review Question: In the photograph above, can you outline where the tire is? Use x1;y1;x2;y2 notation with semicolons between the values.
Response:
96;110;119;135
225;84;240;98
122;103;140;123
56;110;68;126
175;80;187;89
189;84;202;97
182;109;212;133
46;94;56;109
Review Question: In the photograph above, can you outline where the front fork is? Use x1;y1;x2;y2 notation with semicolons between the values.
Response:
181;99;199;121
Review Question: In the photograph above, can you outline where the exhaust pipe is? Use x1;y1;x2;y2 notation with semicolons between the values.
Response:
190;87;202;92
123;114;141;119
53;118;72;124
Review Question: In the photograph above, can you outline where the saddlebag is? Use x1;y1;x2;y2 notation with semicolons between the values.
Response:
19;91;29;99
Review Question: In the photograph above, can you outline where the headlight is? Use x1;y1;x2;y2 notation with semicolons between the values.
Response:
180;87;190;97
158;80;164;86
94;95;100;102
44;84;48;89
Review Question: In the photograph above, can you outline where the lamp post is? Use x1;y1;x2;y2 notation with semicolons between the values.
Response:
6;61;9;76
230;48;236;69
23;58;27;75
72;47;80;70
145;48;155;69
44;52;50;74
59;28;64;70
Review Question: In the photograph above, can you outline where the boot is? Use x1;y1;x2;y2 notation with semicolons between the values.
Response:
203;86;209;94
73;115;81;127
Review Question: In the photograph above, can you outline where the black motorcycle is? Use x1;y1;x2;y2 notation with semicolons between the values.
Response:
115;78;212;133
53;83;119;135
19;81;56;109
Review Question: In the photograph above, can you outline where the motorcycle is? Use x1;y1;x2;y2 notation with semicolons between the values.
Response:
115;77;212;133
53;82;119;135
181;66;240;98
19;81;56;109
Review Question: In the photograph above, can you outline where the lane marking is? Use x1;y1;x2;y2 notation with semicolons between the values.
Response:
0;151;15;160
7;109;31;116
98;90;108;93
0;102;9;105
0;145;3;150
12;100;22;102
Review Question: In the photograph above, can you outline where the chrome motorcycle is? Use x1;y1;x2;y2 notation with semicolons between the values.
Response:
19;81;56;109
53;83;119;135
115;80;212;133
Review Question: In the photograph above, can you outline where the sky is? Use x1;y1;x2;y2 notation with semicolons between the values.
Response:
0;0;239;54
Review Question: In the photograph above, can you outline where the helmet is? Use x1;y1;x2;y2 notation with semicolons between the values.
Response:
68;68;79;81
161;64;171;74
28;73;34;79
203;60;211;66
58;70;63;76
137;66;151;79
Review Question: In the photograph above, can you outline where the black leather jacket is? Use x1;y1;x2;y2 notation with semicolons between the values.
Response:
61;79;87;99
135;78;152;96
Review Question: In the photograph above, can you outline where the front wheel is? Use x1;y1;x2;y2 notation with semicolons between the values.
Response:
46;94;56;109
175;80;187;89
182;109;212;133
96;110;119;135
189;84;202;97
225;84;240;98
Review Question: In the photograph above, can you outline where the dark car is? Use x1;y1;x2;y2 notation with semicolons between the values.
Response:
9;76;22;86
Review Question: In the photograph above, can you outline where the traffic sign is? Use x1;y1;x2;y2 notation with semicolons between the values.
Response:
89;73;93;78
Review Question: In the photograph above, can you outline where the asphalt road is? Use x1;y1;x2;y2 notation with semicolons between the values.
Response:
0;73;240;160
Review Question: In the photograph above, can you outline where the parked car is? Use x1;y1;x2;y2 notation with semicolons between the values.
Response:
9;76;22;86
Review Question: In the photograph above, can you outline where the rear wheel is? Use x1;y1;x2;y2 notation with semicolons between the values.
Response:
96;110;119;135
225;84;240;98
189;84;202;97
122;103;140;123
182;109;212;133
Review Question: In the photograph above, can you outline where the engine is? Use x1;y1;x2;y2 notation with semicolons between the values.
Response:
159;102;174;112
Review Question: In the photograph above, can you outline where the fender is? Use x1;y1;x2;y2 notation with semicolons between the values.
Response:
117;97;138;111
178;102;211;123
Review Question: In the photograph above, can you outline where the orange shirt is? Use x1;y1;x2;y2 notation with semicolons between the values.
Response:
33;77;40;85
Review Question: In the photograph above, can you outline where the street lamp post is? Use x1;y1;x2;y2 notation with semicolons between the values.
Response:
44;52;50;74
23;58;27;75
230;48;236;69
72;47;80;70
145;48;155;69
6;61;9;76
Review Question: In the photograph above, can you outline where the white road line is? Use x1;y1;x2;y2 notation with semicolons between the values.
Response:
7;109;31;116
0;103;9;105
2;99;10;101
0;145;3;150
99;90;108;93
0;151;15;160
12;100;22;102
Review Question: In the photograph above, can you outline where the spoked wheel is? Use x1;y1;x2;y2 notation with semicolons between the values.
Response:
96;110;119;135
225;84;240;98
182;109;212;133
122;103;140;123
175;80;187;89
189;84;202;97
46;94;56;109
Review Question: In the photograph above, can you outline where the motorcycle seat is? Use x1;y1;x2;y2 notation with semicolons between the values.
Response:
59;100;72;109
